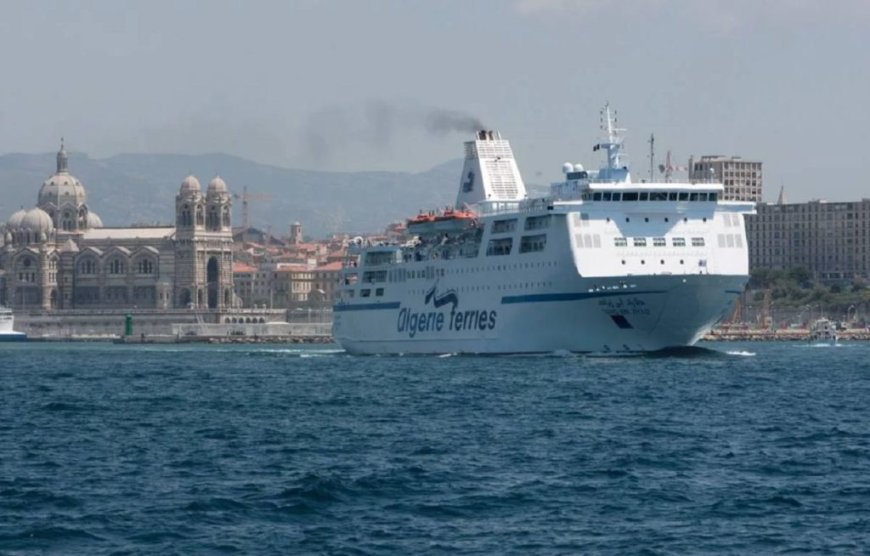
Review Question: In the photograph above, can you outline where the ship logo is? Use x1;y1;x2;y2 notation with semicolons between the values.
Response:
462;171;475;192
425;282;459;312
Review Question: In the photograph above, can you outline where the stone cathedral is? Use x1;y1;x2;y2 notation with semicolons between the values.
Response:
0;142;235;311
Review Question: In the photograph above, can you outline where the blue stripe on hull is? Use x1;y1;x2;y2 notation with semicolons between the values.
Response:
335;302;401;312
501;290;667;304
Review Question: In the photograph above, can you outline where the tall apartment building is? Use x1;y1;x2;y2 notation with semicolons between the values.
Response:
689;155;763;203
745;199;870;282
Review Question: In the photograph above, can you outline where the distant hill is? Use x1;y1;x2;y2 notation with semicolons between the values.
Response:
0;152;463;238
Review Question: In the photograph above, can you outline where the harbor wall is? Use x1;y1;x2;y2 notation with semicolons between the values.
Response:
14;309;293;340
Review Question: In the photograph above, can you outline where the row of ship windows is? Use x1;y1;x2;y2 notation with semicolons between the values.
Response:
353;261;563;284
580;191;719;202
353;281;558;299
620;259;705;267
576;213;716;226
614;237;706;248
374;261;560;283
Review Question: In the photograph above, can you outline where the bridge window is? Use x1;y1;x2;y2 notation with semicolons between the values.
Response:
633;238;647;247
639;192;649;201
668;192;678;201
672;237;686;247
678;192;689;201
653;237;666;247
622;192;638;201
692;237;705;247
614;237;628;247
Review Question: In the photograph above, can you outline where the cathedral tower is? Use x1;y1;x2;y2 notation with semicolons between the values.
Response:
173;175;234;309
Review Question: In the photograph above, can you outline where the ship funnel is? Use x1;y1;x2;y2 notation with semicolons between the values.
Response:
455;130;527;208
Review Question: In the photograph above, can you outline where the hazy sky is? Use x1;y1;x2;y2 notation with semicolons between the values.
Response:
1;0;868;202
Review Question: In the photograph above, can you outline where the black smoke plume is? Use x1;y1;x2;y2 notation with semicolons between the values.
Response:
302;101;485;163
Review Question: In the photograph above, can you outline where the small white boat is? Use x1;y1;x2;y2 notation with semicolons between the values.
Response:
808;318;838;344
0;306;27;341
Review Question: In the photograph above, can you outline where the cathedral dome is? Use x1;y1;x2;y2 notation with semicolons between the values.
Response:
38;140;87;207
207;176;228;194
86;211;103;228
39;174;87;206
180;175;201;194
21;207;54;233
6;208;27;229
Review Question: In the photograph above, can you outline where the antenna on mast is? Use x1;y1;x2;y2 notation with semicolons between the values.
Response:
648;134;655;182
596;103;626;171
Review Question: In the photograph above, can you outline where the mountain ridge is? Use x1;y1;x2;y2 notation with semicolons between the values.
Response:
0;152;463;237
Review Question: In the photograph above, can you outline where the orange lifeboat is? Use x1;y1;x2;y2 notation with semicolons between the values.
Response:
407;207;477;234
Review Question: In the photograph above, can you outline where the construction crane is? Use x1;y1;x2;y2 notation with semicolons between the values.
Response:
233;186;272;230
658;150;687;182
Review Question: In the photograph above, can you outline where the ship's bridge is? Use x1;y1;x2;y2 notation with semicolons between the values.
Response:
551;175;725;204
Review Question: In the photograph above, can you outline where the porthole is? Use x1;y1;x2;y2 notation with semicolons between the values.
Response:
644;217;649;222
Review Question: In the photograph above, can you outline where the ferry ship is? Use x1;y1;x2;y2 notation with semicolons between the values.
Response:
0;306;27;341
334;106;754;354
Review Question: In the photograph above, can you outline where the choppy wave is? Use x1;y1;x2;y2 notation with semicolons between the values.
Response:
1;341;868;553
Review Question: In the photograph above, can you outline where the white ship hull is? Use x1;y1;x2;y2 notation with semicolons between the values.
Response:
334;111;754;355
335;274;744;354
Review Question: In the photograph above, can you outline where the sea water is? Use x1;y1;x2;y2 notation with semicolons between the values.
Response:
0;342;868;554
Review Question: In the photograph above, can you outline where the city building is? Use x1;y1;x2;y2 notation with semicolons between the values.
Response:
746;198;870;282
0;142;235;310
689;155;763;203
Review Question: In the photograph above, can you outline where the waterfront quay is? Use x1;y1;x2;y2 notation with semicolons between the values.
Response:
706;325;870;342
14;308;329;342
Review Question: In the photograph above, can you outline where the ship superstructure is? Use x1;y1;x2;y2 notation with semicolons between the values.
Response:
333;106;754;354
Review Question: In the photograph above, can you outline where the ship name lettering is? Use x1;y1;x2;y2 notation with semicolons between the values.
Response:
396;307;497;338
